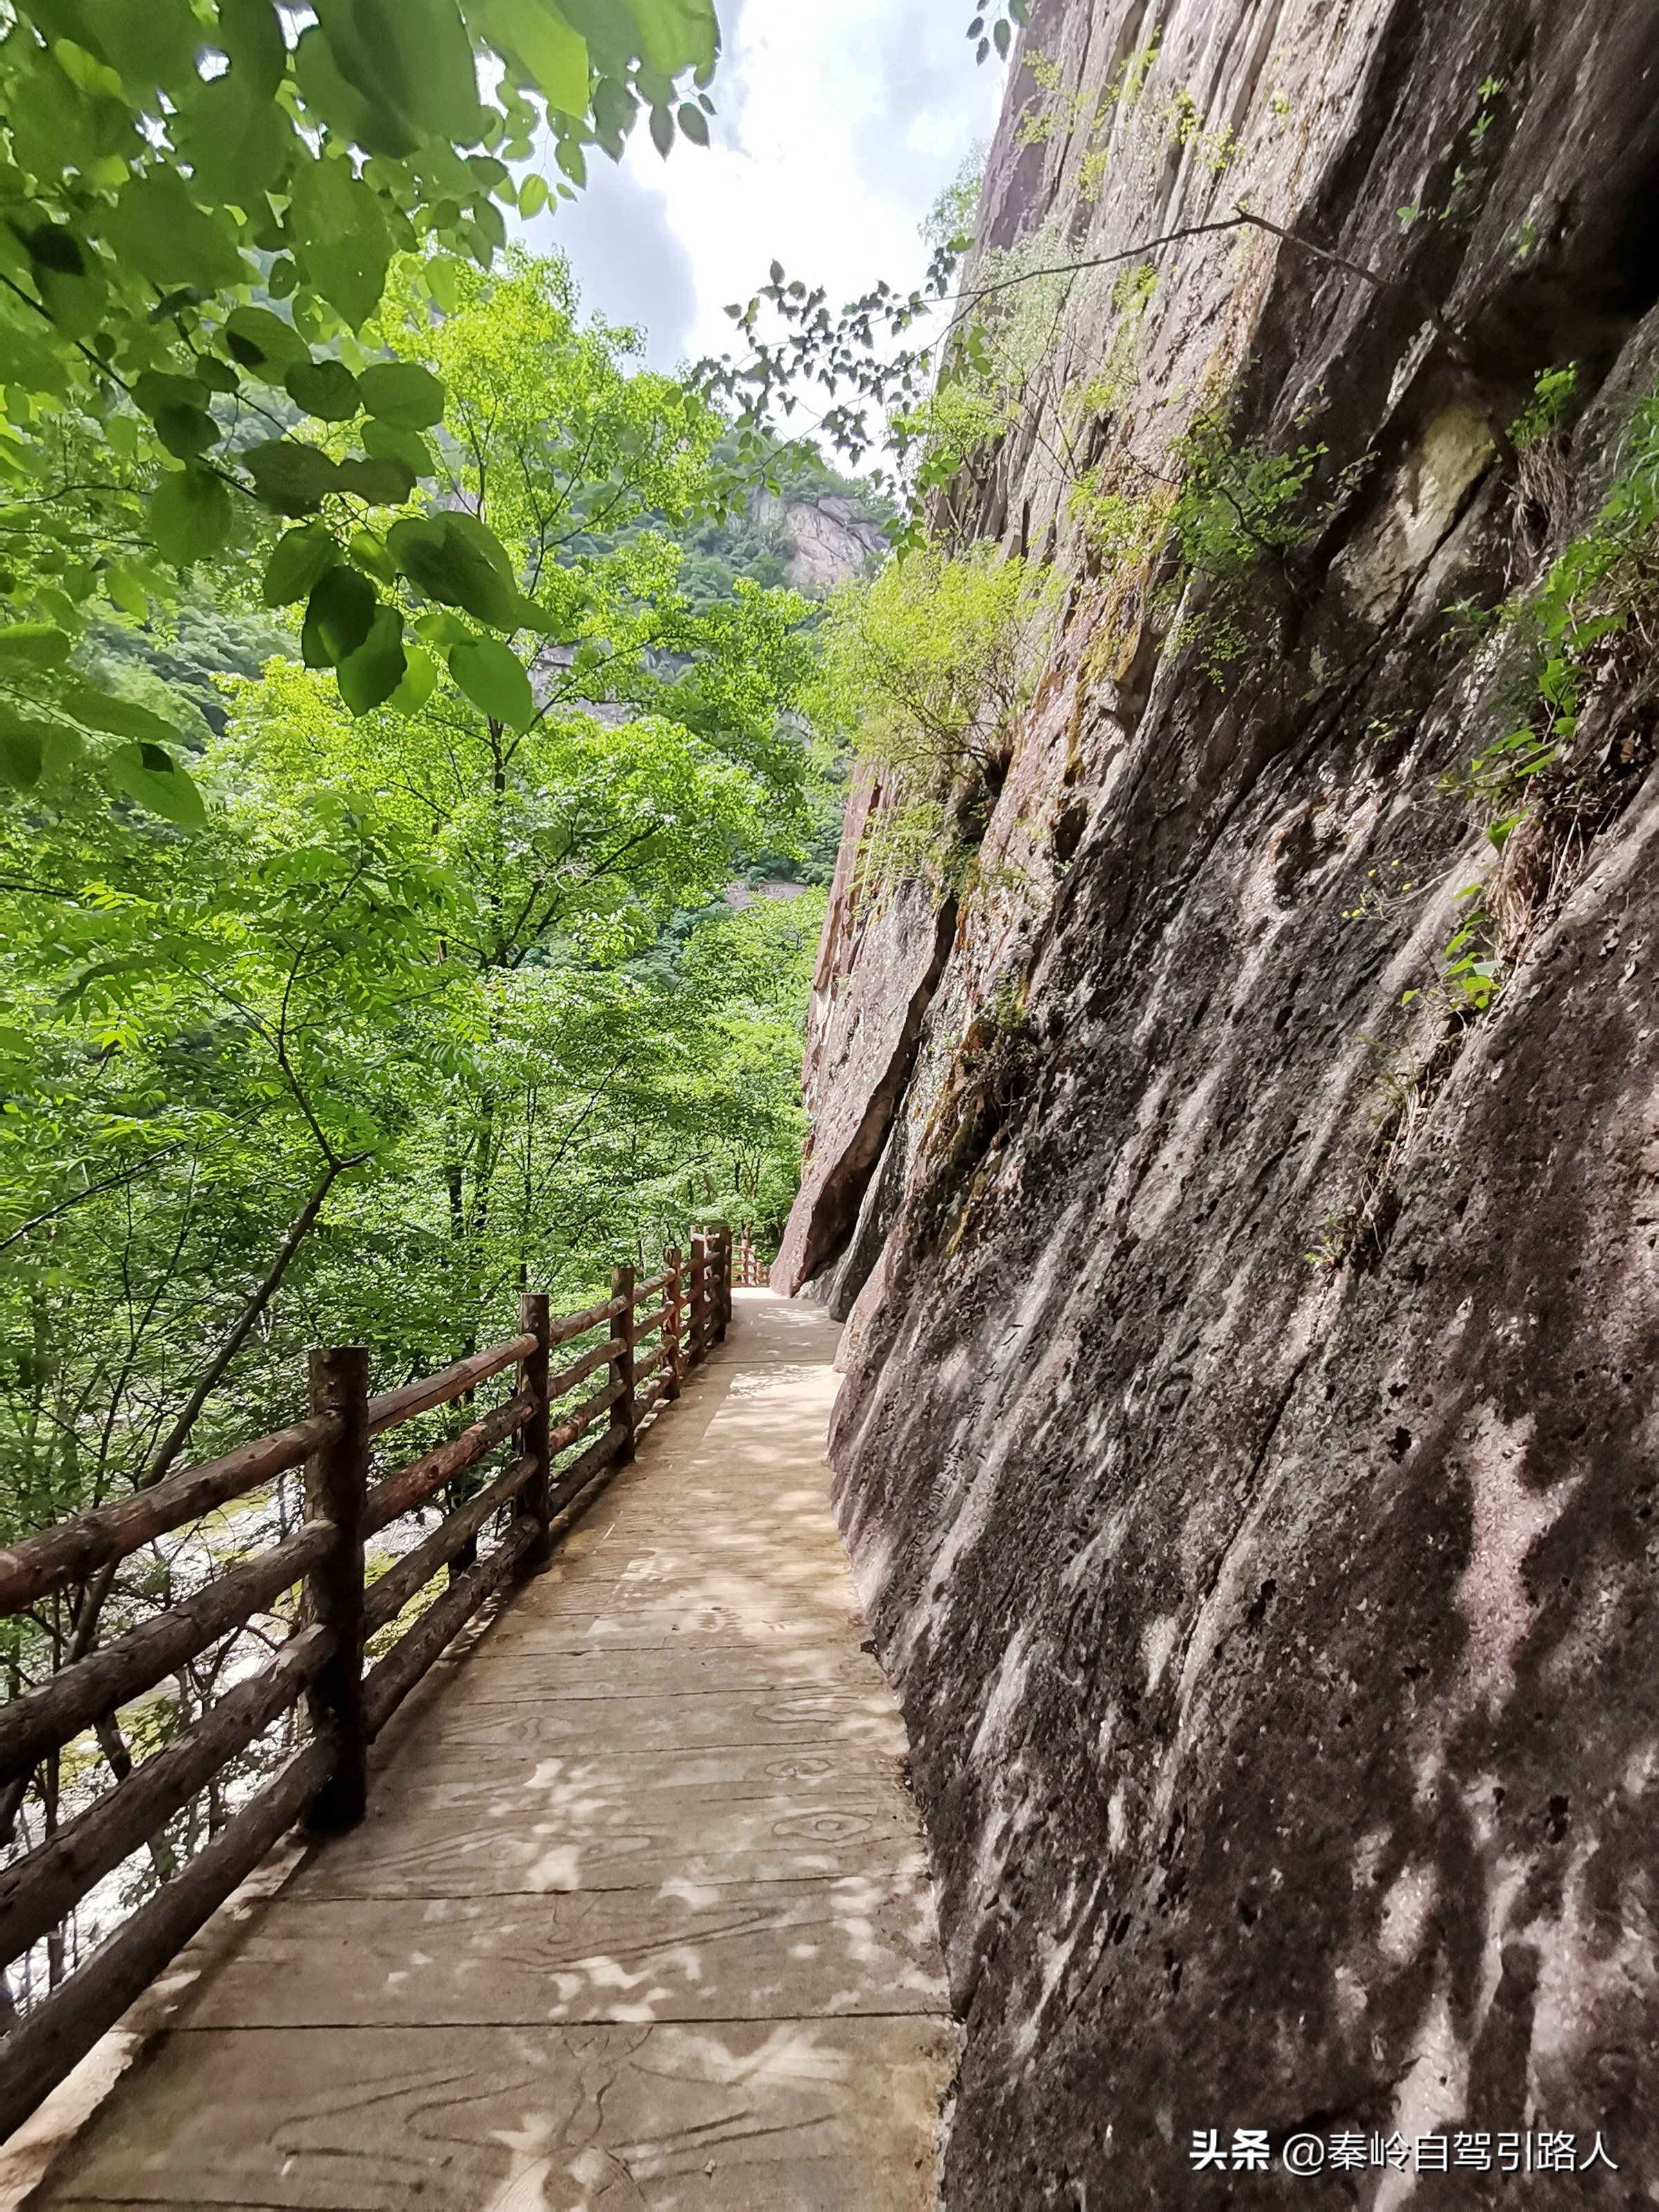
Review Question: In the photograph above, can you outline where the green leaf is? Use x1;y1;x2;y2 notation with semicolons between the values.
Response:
386;641;438;715
288;151;394;330
335;455;418;505
149;467;232;563
362;418;437;478
50;38;126;102
244;440;344;516
302;563;377;667
0;713;79;789
104;562;150;618
0;722;44;789
133;371;209;419
337;602;407;714
286;358;362;421
513;593;565;635
424;256;464;313
0;623;73;668
109;740;207;827
312;0;485;151
35;266;108;341
348;527;399;585
357;361;446;429
263;523;339;607
0;317;71;400
622;0;719;77
171;70;291;203
518;173;550;216
387;511;519;626
222;306;310;379
471;0;590;114
292;22;406;156
216;0;289;99
413;606;473;649
103;170;247;292
154;402;221;460
448;636;534;730
59;684;181;745
677;101;709;146
96;0;201;93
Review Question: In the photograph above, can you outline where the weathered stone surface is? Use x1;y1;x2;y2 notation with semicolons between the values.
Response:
773;797;956;1295
758;491;888;595
802;0;1659;2200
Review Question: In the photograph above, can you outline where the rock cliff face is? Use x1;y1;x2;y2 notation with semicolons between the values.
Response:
755;489;888;594
780;0;1659;2200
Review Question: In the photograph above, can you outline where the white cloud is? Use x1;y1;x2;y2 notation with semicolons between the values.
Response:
516;0;1006;375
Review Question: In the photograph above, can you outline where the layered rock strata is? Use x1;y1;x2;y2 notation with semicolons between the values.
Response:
780;0;1659;2199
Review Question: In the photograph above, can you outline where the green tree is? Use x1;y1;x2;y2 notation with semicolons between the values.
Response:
0;247;821;1602
0;1;723;809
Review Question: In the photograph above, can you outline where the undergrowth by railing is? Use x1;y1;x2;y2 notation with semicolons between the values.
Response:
0;1230;735;2137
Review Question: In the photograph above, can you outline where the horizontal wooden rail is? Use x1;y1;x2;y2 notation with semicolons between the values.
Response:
547;1418;628;1523
0;1627;331;1971
0;1415;337;1618
0;1736;332;2144
362;1519;536;1738
0;1229;735;2137
366;1333;539;1439
0;1521;332;1790
549;1376;621;1456
364;1392;534;1538
549;1293;628;1350
547;1333;625;1401
364;1456;534;1634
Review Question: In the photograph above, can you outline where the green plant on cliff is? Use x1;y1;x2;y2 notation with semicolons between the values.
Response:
1398;72;1506;230
1511;362;1579;453
1160;407;1334;673
1396;373;1658;1025
1453;380;1659;909
896;227;1077;509
1071;263;1160;427
1018;35;1237;200
809;544;1051;780
807;544;1056;887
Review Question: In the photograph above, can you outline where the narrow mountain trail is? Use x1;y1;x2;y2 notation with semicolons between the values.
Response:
24;1293;955;2211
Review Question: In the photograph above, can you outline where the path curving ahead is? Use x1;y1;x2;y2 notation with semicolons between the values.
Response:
24;1294;957;2211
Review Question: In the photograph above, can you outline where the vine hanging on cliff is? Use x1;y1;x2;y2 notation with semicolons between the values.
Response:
697;205;1489;490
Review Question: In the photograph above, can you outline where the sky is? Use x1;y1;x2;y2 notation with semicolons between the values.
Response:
516;0;1009;375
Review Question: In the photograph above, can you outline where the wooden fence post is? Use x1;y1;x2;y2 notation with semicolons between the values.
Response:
609;1265;637;1464
664;1246;684;1402
303;1345;369;1833
516;1291;552;1571
688;1235;707;1368
715;1228;731;1340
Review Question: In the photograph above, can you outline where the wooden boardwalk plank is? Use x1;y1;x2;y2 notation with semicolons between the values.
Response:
16;1294;957;2212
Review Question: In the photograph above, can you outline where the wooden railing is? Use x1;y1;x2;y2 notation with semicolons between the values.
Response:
0;1230;735;2137
736;1233;771;1288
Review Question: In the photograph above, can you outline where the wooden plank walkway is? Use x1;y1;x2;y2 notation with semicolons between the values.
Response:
18;1293;957;2211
